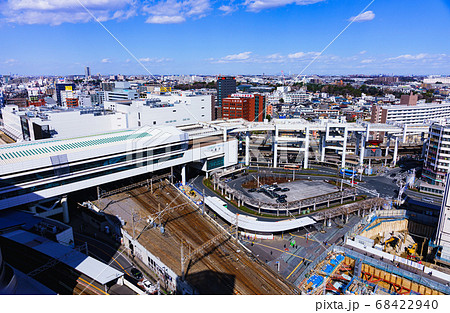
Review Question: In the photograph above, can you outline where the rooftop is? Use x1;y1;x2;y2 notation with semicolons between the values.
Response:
2;229;123;285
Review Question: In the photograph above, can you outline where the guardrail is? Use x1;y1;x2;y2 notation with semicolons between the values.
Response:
212;175;357;217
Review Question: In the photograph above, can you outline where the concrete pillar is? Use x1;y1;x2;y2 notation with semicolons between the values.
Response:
359;134;365;166
385;136;390;166
365;124;370;141
393;137;399;166
61;196;69;224
273;126;278;168
223;127;227;142
245;131;250;166
320;134;326;162
341;127;347;169
181;164;186;186
304;127;309;169
402;124;407;143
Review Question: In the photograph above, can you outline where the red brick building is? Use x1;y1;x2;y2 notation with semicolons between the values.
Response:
222;93;266;122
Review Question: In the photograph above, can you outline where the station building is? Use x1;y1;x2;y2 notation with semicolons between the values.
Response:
0;124;238;211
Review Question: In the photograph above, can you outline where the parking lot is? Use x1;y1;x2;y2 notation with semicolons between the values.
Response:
247;179;339;204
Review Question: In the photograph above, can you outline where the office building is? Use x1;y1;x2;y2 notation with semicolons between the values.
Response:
216;76;236;109
55;83;75;106
222;93;266;122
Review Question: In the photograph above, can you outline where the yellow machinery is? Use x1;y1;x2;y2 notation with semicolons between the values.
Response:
383;236;399;251
406;243;418;256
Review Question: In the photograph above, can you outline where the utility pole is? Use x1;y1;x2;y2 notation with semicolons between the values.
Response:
235;214;239;241
181;243;185;281
158;203;161;226
351;166;354;186
202;189;205;215
132;208;135;240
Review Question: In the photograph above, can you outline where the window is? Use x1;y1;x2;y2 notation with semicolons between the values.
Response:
153;121;156;125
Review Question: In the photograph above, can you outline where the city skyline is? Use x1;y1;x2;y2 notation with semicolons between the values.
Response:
0;0;449;76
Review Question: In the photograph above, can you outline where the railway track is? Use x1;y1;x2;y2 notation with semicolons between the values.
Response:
122;181;296;294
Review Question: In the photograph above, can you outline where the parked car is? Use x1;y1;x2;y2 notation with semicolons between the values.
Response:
142;280;157;294
281;187;290;192
276;198;287;203
131;268;143;280
278;194;287;199
248;188;257;192
274;187;281;192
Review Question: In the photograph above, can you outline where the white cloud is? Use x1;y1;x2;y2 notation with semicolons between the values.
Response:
1;0;136;25
361;59;374;64
244;0;324;12
288;51;319;59
146;15;186;24
223;51;252;61
388;53;428;61
144;0;211;24
101;58;111;63
3;58;18;65
349;10;375;22
218;5;237;15
139;57;171;63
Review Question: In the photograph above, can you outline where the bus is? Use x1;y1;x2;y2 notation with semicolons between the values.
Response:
284;164;299;170
339;168;356;178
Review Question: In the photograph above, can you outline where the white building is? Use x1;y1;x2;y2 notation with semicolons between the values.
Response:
420;120;450;195
424;77;450;84
435;174;450;260
371;103;450;126
284;92;312;104
1;105;127;141
105;92;212;128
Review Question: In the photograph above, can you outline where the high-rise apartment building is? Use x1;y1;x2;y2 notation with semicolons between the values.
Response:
370;102;450;140
85;66;91;79
420;120;450;195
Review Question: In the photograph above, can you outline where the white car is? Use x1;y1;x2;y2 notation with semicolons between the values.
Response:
142;280;156;294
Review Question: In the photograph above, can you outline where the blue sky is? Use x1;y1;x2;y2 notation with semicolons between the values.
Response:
0;0;449;76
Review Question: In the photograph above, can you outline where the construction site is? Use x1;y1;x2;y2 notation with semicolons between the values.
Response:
297;209;450;295
93;178;299;295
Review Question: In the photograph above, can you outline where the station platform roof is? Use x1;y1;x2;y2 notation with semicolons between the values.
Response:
1;229;123;285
